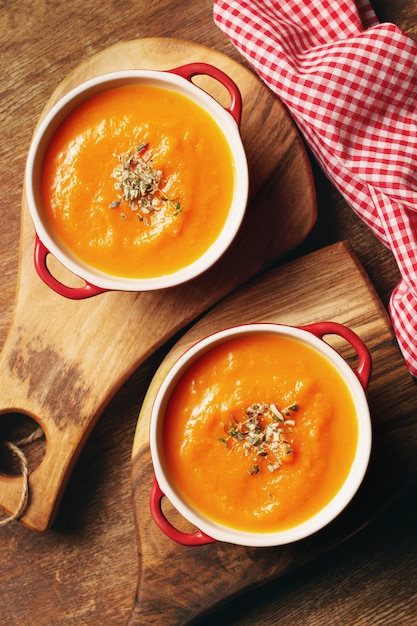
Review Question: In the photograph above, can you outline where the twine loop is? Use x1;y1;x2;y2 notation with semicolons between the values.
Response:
0;428;44;526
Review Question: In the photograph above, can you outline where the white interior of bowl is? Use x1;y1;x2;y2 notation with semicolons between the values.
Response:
149;323;372;547
25;69;248;291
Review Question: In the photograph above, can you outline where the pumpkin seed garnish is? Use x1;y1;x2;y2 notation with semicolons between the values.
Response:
218;402;298;475
110;144;182;219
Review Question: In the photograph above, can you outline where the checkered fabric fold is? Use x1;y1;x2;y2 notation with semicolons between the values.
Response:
214;0;417;377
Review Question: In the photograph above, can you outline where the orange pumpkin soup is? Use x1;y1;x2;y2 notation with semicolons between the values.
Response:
41;84;235;278
163;334;359;533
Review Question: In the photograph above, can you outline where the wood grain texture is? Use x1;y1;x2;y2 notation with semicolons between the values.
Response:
1;1;416;625
128;242;417;624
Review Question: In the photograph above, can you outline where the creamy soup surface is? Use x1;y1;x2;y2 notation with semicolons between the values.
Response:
42;84;235;278
163;334;358;533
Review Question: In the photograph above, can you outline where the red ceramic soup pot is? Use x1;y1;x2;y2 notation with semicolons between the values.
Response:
149;321;372;547
25;63;248;299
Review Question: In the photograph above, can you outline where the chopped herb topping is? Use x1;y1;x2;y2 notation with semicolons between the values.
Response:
110;144;182;219
218;402;298;475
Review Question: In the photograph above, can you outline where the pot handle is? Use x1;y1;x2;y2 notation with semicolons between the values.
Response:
34;235;107;300
150;476;216;546
299;321;372;390
168;62;242;126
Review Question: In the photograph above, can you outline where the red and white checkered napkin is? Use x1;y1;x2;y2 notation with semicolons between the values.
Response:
214;0;417;377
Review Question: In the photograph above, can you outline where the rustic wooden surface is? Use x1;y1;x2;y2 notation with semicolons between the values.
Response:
129;241;417;625
0;37;315;532
0;1;416;625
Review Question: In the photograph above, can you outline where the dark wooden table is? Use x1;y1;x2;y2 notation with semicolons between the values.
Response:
0;1;416;624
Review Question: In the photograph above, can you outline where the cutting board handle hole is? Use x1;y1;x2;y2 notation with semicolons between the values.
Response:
0;413;46;477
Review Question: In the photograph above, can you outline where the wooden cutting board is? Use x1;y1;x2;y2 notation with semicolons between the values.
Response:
129;241;417;625
0;39;316;531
